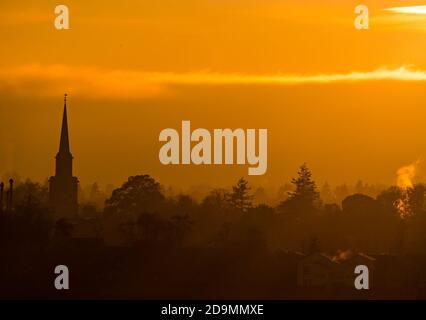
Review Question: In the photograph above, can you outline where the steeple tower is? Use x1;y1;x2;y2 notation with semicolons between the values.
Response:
55;94;73;178
59;93;71;155
49;94;79;218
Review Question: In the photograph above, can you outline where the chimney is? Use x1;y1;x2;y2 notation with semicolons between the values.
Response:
0;182;4;214
8;178;14;211
5;191;10;212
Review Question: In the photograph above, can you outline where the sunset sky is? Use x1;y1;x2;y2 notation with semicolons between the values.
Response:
1;0;426;190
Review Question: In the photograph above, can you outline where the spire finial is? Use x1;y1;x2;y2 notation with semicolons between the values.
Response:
58;94;71;154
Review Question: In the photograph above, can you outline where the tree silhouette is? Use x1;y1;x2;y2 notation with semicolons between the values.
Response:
104;175;165;215
13;179;48;207
228;178;253;212
288;163;320;208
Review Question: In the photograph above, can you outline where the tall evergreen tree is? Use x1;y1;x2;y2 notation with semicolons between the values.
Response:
288;163;320;207
228;178;253;212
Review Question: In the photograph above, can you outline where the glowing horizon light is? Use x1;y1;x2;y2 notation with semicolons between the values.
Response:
385;5;426;15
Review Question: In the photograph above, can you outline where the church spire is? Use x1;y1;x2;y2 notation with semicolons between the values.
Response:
49;93;79;218
59;93;70;155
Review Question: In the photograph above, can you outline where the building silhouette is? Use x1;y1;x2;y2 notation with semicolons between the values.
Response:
49;94;79;218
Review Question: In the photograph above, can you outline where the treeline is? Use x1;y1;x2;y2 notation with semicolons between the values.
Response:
3;163;426;255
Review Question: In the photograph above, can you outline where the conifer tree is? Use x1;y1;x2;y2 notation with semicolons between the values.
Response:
228;178;253;212
288;163;320;207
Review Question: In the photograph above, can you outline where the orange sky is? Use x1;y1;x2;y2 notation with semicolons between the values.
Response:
1;0;426;189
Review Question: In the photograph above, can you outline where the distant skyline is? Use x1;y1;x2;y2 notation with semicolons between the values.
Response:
1;0;426;188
